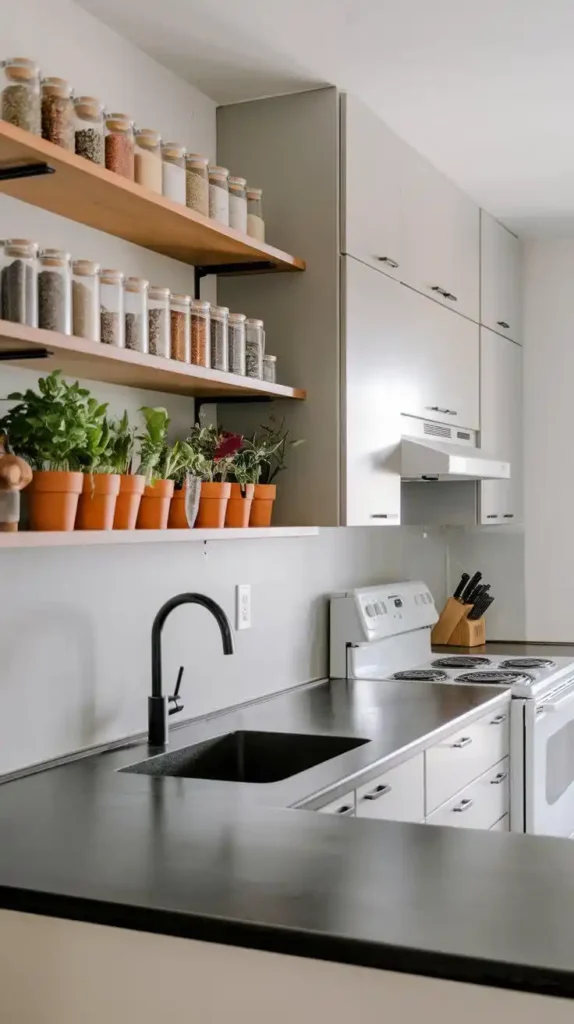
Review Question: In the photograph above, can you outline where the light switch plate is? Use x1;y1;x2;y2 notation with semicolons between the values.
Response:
236;584;251;630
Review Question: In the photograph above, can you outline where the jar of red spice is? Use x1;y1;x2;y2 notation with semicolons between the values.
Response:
105;112;134;180
190;299;210;367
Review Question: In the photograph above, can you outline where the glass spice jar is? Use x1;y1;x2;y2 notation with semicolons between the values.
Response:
74;95;104;165
0;57;41;134
228;312;246;375
190;299;210;367
162;142;186;204
210;305;229;372
228;176;247;234
100;268;124;347
208;165;230;225
38;248;72;335
124;276;149;353
148;285;170;358
263;354;277;383
72;259;100;342
0;238;38;327
105;112;134;180
246;187;265;242
245;318;265;378
170;293;191;362
185;154;209;215
41;77;74;150
134;127;162;194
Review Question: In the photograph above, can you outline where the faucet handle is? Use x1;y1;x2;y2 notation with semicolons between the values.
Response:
168;665;185;716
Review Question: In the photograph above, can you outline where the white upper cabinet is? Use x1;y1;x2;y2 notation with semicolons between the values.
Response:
402;150;480;324
479;327;523;524
480;211;522;343
341;94;404;280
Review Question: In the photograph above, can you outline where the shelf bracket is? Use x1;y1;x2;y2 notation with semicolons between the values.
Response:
0;347;52;361
193;262;277;300
0;162;55;182
194;395;274;426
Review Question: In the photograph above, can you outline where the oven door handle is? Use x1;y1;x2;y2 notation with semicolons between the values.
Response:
541;685;574;713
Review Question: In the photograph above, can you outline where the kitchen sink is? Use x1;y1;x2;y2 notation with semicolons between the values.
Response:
121;730;369;784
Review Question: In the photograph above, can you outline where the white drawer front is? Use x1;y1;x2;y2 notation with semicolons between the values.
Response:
356;753;424;822
490;814;510;832
426;705;509;813
318;792;355;816
426;758;509;831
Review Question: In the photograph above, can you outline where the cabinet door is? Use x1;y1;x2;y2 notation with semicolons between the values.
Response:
480;211;521;343
402;149;480;323
342;257;402;526
479;328;523;524
341;94;404;280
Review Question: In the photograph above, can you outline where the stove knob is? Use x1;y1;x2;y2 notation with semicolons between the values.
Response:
365;604;376;617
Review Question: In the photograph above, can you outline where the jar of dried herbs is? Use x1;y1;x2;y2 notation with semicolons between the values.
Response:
170;293;191;362
190;299;210;367
185;154;209;216
208;165;230;225
162;142;186;204
124;276;149;353
210;305;229;372
41;77;74;150
247;187;265;242
105;112;135;180
245;318;264;378
262;354;277;383
134;127;162;194
0;57;41;134
74;95;104;165
0;238;38;327
228;176;247;233
148;285;170;358
100;268;124;347
72;259;100;342
228;312;246;376
38;248;72;335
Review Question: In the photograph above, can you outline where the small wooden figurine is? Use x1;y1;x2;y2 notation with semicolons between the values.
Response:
0;435;32;532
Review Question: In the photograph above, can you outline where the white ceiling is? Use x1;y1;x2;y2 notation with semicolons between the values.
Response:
78;0;574;236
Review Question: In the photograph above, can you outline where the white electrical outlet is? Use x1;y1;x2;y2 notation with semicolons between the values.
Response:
236;584;252;630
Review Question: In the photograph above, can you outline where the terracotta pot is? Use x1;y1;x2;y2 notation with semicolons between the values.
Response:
113;474;146;530
136;479;174;530
225;483;255;528
249;483;277;527
27;470;83;532
195;481;231;529
167;479;201;529
76;473;121;530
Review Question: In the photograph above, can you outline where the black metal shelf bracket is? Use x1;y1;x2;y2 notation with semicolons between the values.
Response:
193;261;277;300
0;162;55;182
0;347;51;361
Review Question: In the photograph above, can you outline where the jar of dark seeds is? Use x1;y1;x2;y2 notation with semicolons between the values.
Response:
0;57;41;134
170;293;191;362
210;305;229;372
190;299;210;367
123;276;149;353
105;112;135;180
72;259;100;342
148;285;170;358
100;268;124;347
74;95;104;165
228;312;246;376
185;154;209;216
0;238;38;327
245;318;265;378
38;249;72;335
262;354;277;383
208;165;230;225
41;77;74;150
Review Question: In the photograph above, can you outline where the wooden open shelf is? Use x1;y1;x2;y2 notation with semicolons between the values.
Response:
0;121;305;273
0;320;306;399
0;527;319;548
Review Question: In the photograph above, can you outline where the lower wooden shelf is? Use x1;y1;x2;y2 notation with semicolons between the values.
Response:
0;527;319;548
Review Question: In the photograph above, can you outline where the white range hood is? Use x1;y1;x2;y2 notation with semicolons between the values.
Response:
399;417;510;481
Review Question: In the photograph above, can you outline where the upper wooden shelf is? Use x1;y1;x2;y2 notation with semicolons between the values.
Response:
0;122;305;273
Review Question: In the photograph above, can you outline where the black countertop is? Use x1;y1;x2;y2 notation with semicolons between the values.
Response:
2;669;574;1001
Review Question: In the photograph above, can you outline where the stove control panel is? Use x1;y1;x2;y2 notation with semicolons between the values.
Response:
331;581;437;642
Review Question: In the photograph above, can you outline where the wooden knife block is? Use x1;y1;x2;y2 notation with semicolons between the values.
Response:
431;597;486;648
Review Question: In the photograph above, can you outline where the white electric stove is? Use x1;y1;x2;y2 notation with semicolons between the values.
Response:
330;582;574;838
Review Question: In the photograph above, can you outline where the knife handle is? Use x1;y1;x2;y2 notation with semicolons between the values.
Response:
453;573;470;600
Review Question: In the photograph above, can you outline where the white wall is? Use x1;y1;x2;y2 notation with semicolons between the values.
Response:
0;0;448;776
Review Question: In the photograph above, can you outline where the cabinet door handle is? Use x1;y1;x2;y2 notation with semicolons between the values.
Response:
452;736;473;748
486;514;500;519
364;783;392;801
453;798;473;813
490;772;508;785
370;513;399;520
497;320;510;329
431;286;458;302
335;803;355;816
503;514;515;519
377;256;399;269
425;406;457;416
490;714;507;725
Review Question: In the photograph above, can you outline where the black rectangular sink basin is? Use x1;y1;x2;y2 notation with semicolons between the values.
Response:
121;730;369;784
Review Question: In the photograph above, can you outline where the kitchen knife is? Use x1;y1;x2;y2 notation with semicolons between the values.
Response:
453;573;470;600
469;595;495;620
460;571;482;604
468;583;490;606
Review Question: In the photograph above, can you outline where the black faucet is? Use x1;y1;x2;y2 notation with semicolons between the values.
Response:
149;592;234;747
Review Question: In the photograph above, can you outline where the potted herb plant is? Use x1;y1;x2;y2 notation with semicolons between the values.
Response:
0;371;94;531
135;407;194;530
184;426;242;528
109;412;146;530
167;440;201;529
226;437;264;528
75;414;122;531
249;420;304;527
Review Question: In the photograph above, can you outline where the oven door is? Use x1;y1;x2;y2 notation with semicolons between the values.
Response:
525;679;574;837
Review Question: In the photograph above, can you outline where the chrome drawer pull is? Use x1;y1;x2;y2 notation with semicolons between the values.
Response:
364;783;392;801
490;714;507;725
452;736;472;748
335;804;354;816
377;256;399;269
490;772;508;785
453;798;473;813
